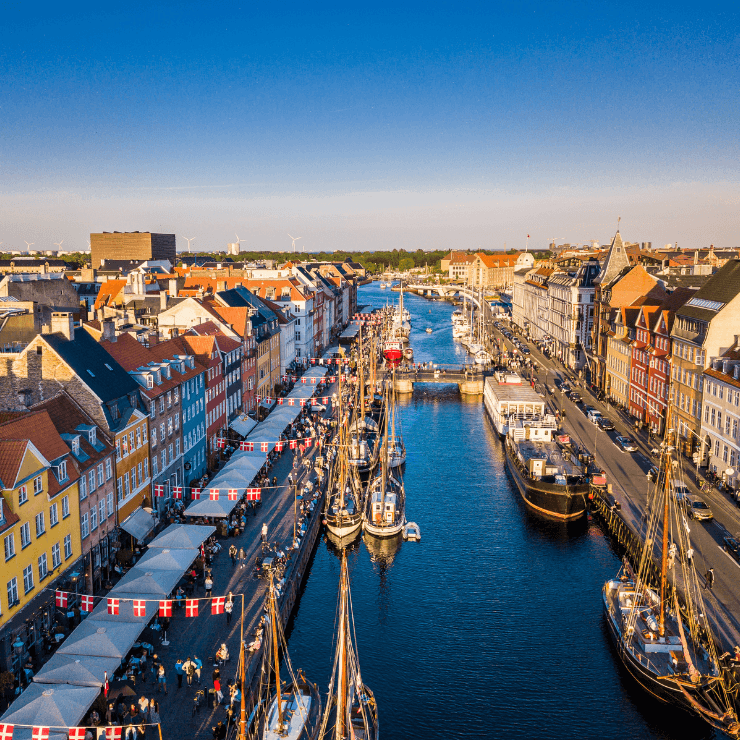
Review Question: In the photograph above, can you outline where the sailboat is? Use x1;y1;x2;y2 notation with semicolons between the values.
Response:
319;551;379;740
602;406;740;737
364;372;407;538
261;573;322;740
387;384;406;469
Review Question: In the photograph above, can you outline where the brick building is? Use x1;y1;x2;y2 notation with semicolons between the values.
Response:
90;232;176;269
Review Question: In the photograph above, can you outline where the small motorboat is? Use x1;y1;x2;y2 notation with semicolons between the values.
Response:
403;347;414;361
403;522;421;541
425;328;433;333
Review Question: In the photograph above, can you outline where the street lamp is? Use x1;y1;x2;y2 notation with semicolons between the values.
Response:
12;635;24;692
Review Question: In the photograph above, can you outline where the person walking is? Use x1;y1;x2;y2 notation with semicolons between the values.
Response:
228;544;237;566
193;655;203;684
147;701;161;740
239;547;246;568
213;676;223;707
705;567;715;590
139;653;148;683
225;594;234;625
174;659;184;689
261;522;268;544
204;575;213;598
156;663;167;695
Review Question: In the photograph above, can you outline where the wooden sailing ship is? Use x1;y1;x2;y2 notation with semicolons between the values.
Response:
602;405;739;736
319;551;379;740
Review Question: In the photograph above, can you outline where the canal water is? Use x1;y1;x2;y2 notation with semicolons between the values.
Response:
284;283;715;739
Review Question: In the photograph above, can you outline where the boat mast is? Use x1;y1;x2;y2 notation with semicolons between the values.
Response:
335;551;348;740
380;374;390;520
269;571;283;730
659;405;672;638
359;326;365;416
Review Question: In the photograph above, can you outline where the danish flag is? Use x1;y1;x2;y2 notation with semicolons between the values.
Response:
299;399;306;406
289;440;297;449
32;729;48;740
246;488;261;501
209;488;219;500
240;441;253;451
311;358;316;364
133;600;146;617
0;724;14;740
68;728;85;740
228;489;238;501
311;377;317;383
186;599;199;617
319;377;325;384
261;442;269;452
80;594;94;612
172;486;183;499
288;399;294;406
55;590;68;608
159;600;172;617
277;398;284;405
191;488;201;500
216;438;225;449
106;727;122;740
211;597;225;615
154;484;164;498
107;598;119;615
305;438;312;448
275;441;284;452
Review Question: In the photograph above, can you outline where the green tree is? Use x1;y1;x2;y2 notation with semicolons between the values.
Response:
399;257;414;272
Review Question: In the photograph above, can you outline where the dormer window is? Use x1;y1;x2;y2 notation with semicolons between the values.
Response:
147;374;154;389
71;437;80;456
88;428;96;446
55;460;67;482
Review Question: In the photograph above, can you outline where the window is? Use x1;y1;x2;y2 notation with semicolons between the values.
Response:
88;427;97;446
99;498;106;524
175;439;180;457
62;495;69;518
124;473;130;496
143;458;149;480
116;439;121;459
160;422;165;440
23;564;34;593
138;462;143;486
167;418;173;436
18;484;27;505
4;533;15;560
35;512;45;537
56;460;67;482
81;512;89;538
90;505;97;531
174;413;179;431
168;444;173;463
131;466;137;490
159;396;165;413
20;522;30;548
79;474;87;500
7;577;18;606
129;430;135;450
167;391;172;408
152;456;158;476
136;427;141;448
64;533;72;559
88;469;96;493
151;426;157;447
161;450;167;470
142;424;147;444
38;552;48;580
33;476;42;494
150;402;156;419
116;476;123;502
107;492;114;517
174;387;179;404
105;458;112;480
50;502;58;527
97;464;104;487
51;542;61;568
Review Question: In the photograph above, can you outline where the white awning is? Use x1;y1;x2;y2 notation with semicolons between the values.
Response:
136;547;198;572
57;619;143;659
229;414;258;437
33;653;121;688
119;506;156;542
147;523;215;549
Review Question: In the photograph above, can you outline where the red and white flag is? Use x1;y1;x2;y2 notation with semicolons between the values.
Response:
211;596;225;615
240;441;253;451
0;724;14;740
289;440;297;449
32;728;48;740
246;488;261;501
311;377;317;384
80;594;94;612
191;488;201;500
133;600;146;618
159;600;172;617
310;358;315;364
107;598;119;615
216;438;225;449
305;438;312;448
261;442;269;452
277;398;284;405
55;590;68;608
209;488;219;500
154;484;164;498
299;399;306;406
288;398;294;406
172;486;183;499
228;489;238;501
106;728;122;740
301;377;306;384
186;599;199;617
69;728;85;740
275;441;284;452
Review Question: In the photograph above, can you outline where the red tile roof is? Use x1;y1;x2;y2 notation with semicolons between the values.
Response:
0;439;30;490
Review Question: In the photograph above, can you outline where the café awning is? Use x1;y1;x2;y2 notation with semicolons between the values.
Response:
119;506;156;542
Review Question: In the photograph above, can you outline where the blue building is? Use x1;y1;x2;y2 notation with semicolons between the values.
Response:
180;363;207;486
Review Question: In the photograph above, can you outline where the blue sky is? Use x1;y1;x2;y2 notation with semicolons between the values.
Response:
2;1;738;252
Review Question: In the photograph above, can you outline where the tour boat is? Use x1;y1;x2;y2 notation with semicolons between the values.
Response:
319;551;379;740
402;346;414;361
475;350;492;365
602;410;740;738
425;327;433;333
379;282;387;289
383;339;403;366
261;575;322;740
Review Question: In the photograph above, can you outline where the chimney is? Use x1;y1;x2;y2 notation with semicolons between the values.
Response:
160;291;168;311
168;278;178;296
51;312;74;341
217;280;227;292
148;331;159;347
102;318;116;343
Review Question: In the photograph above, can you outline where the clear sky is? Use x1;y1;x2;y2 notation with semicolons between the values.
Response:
2;0;738;253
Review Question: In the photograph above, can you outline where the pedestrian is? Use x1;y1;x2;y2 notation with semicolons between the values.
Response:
239;547;246;568
147;702;161;739
138;653;147;683
194;655;203;684
138;696;149;715
213;677;223;706
687;547;694;564
157;663;167;694
212;721;226;740
125;705;140;740
225;594;234;625
229;544;237;565
184;657;195;687
212;666;221;683
205;575;213;597
261;522;268;544
175;659;184;689
705;567;715;590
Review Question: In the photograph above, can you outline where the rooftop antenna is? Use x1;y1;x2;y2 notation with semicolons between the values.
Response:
184;236;196;252
288;234;302;253
525;234;530;252
617;216;621;233
24;241;34;252
54;240;64;250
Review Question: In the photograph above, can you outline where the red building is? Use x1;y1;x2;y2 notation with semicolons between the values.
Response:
629;305;660;422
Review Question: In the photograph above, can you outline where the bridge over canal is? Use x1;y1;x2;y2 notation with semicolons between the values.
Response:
384;366;490;395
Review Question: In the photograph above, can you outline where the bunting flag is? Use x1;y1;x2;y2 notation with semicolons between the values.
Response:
256;395;261;403
246;488;261;501
288;399;294;406
289;440;297;449
107;598;119;615
0;724;14;740
186;599;199;617
32;728;49;740
191;488;201;500
228;489;238;501
55;590;68;608
275;441;284;452
69;729;85;740
211;596;225;615
277;398;284;405
301;377;306;384
80;594;94;612
216;438;226;449
260;442;269;452
106;728;122;740
240;441;254;451
299;399;306;407
159;600;172;617
154;484;165;498
305;438;313;448
209;488;220;501
311;358;316;364
133;600;146;618
172;486;183;500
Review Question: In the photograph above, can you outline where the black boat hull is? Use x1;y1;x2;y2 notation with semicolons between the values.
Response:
504;442;588;520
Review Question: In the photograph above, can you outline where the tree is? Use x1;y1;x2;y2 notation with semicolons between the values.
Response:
399;257;414;272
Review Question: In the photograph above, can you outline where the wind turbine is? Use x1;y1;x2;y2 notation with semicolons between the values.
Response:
24;241;34;253
183;236;196;252
288;234;302;253
234;233;247;253
54;240;64;251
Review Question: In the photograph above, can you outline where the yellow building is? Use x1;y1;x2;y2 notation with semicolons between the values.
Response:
0;410;82;674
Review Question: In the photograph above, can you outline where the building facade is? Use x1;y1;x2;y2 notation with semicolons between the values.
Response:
90;232;176;269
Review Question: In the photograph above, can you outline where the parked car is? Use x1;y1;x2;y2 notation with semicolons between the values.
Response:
723;536;740;563
597;417;615;431
587;409;603;425
647;465;660;481
670;479;690;508
615;436;638;452
687;497;713;521
569;391;582;403
520;346;530;355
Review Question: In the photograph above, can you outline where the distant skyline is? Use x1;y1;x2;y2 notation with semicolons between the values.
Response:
3;1;738;253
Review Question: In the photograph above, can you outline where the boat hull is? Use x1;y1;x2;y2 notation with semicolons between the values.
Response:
364;518;406;537
325;513;363;538
504;441;588;520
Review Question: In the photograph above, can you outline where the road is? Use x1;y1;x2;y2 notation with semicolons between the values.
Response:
490;320;740;651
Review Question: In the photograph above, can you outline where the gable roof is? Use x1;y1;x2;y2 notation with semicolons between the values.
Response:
598;231;631;286
677;259;740;322
0;439;31;491
94;279;127;310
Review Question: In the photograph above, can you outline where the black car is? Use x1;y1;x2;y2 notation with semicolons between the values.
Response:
597;417;615;431
569;391;582;403
724;537;740;564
